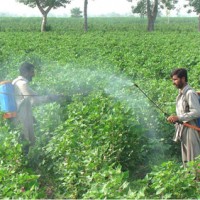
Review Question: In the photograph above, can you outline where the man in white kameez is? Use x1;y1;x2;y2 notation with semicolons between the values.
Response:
12;62;58;154
167;68;200;167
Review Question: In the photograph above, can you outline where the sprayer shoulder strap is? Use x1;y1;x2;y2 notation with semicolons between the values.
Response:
12;77;31;96
181;88;192;113
12;77;26;86
183;87;199;105
183;88;200;123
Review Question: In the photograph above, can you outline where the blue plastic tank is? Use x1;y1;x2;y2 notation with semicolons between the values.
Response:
0;81;17;118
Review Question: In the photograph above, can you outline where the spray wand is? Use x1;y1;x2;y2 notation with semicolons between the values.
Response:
133;83;168;117
133;83;200;133
0;91;72;102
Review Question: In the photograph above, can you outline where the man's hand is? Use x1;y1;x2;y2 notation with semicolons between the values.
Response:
167;115;179;124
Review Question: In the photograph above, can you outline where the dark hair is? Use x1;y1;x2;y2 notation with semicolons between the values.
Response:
19;62;34;76
170;68;188;82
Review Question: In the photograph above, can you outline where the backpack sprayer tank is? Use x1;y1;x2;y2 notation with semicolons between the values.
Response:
0;81;17;118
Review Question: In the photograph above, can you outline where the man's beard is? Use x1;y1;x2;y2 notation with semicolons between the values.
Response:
176;81;185;89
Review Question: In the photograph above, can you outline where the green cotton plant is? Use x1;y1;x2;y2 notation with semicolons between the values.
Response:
0;118;41;199
129;160;200;199
82;165;129;199
43;91;148;198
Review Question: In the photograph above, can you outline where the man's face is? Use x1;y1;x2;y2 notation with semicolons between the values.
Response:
26;68;35;82
172;75;185;89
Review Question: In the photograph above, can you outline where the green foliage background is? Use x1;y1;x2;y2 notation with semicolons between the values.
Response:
0;17;200;198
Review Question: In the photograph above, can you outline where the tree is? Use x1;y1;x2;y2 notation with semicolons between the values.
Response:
16;0;71;32
84;0;88;32
131;0;147;18
128;0;178;31
70;7;83;17
184;0;200;31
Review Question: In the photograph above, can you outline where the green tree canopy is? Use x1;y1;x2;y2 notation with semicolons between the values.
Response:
128;0;178;31
16;0;71;31
184;0;200;31
185;0;200;14
131;0;147;17
71;7;83;17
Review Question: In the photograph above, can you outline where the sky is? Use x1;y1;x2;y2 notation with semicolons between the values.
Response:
0;0;133;17
0;0;196;17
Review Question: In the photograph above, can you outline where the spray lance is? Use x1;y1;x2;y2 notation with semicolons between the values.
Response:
133;83;200;133
0;91;72;102
134;83;168;117
0;90;72;119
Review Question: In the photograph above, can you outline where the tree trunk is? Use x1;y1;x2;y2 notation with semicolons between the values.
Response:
146;0;158;32
199;14;200;32
147;16;155;31
84;0;88;32
35;0;52;32
41;14;47;32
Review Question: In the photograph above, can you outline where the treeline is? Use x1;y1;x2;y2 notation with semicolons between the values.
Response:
0;17;198;32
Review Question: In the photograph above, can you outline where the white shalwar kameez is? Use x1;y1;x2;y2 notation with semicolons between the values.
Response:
173;84;200;165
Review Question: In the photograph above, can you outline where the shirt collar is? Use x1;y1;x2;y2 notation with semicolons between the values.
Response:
18;76;29;83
